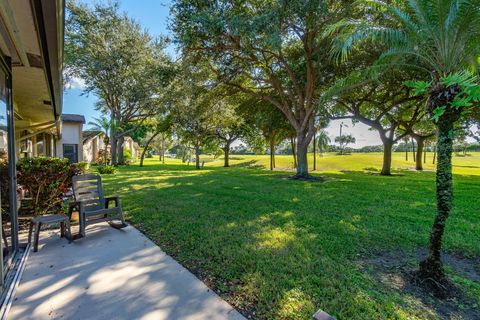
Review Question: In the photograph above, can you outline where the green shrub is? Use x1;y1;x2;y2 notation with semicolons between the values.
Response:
123;149;133;164
96;165;117;174
16;157;84;215
75;161;90;172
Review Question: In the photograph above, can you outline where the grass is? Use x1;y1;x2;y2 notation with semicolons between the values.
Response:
101;152;480;319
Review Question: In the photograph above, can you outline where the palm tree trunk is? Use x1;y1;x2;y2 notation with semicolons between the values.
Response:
419;118;454;279
420;86;462;281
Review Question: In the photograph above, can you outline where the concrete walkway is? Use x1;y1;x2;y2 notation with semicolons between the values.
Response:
9;224;244;320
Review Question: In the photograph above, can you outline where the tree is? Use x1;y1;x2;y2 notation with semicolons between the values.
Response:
407;121;436;171
333;0;480;285
332;75;424;175
88;116;114;164
239;97;292;171
172;0;352;178
213;93;248;167
170;64;219;170
317;130;331;157
312;118;329;169
152;132;173;163
65;1;173;165
139;116;172;167
335;134;355;155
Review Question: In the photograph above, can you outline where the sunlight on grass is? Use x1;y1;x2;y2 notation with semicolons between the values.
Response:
277;288;314;319
100;154;480;320
256;226;297;250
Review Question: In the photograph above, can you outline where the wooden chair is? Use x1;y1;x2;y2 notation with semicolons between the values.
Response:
70;174;127;238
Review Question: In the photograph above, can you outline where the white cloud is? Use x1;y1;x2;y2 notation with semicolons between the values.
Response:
66;76;86;90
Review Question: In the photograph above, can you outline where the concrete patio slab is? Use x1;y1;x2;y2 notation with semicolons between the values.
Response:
9;224;245;320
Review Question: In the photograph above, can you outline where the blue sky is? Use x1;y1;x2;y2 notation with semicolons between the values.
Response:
63;0;382;147
63;0;174;127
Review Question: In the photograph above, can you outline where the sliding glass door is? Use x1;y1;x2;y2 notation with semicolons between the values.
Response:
0;55;16;290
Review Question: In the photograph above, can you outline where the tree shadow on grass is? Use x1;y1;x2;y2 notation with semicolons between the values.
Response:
230;160;266;169
101;165;480;319
360;248;480;320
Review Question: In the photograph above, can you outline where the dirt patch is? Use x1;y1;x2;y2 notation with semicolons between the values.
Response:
286;174;325;182
360;248;480;319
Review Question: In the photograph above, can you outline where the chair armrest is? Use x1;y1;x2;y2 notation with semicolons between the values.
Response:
105;195;121;208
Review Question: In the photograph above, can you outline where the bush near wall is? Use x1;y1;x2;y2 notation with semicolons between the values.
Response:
96;165;117;174
15;157;85;215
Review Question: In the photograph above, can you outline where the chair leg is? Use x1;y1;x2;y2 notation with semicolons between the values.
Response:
28;221;34;244
65;219;72;243
60;221;65;238
79;213;86;238
34;222;41;252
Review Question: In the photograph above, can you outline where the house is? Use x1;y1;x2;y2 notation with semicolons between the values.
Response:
123;136;141;162
56;114;85;163
0;0;64;303
82;130;105;163
82;132;140;164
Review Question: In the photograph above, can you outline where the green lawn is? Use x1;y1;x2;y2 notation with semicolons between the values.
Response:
101;152;480;319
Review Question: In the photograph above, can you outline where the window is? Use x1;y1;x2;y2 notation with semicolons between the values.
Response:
0;55;17;285
63;144;78;163
36;133;45;156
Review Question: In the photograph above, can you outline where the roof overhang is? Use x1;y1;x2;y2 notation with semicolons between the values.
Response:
0;0;64;136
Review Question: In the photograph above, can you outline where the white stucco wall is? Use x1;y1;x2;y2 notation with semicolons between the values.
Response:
83;134;106;163
56;122;83;162
83;138;94;163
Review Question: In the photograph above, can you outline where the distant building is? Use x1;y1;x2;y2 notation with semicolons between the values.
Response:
83;130;105;163
56;114;85;163
123;136;141;162
82;132;140;164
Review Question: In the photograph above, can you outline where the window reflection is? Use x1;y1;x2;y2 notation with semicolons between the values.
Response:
0;66;12;263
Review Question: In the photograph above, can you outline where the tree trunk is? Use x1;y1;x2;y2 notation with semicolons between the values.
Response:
313;132;317;171
195;145;200;169
117;136;125;165
103;137;110;165
295;131;310;178
110;134;118;166
223;142;231;167
405;144;408;161
433;146;437;164
290;137;297;168
269;138;275;171
424;142;427;163
411;138;416;162
140;132;160;167
381;139;393;176
419;118;455;280
415;137;425;171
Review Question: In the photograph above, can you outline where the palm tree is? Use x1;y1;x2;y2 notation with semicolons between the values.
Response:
331;0;480;282
317;130;331;157
88;116;112;164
